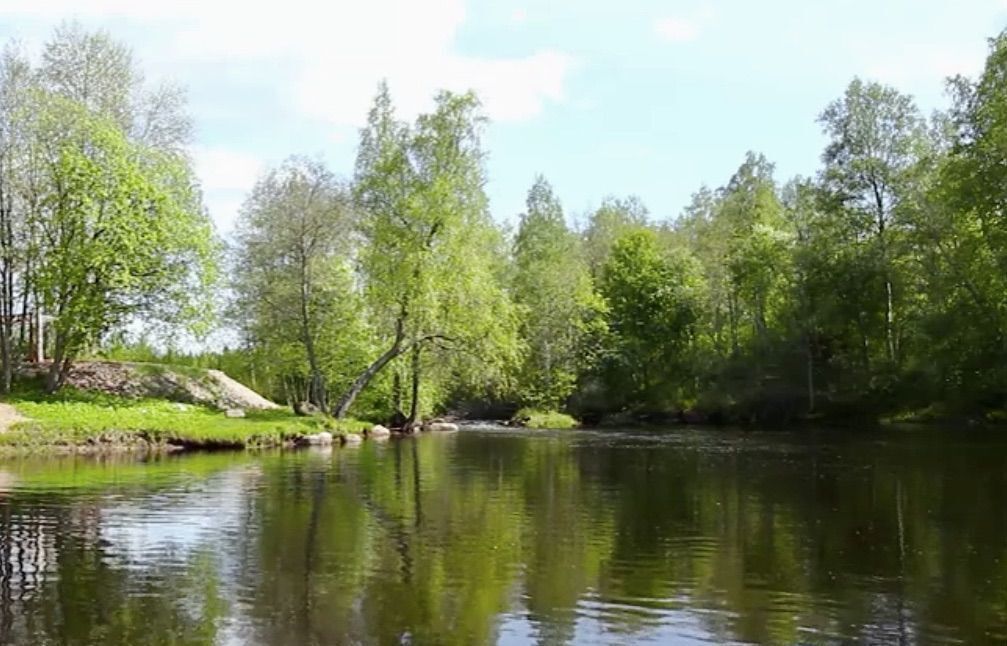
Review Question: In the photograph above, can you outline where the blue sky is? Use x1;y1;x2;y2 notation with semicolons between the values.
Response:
1;1;1005;234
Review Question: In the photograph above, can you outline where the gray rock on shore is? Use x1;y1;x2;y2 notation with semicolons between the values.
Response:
369;424;391;438
305;431;334;445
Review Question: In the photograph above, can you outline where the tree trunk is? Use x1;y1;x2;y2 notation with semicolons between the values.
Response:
0;313;10;394
728;291;739;356
0;170;12;393
332;327;407;419
806;333;815;414
45;338;73;394
884;276;896;363
873;182;897;364
392;370;404;418
299;257;326;410
45;342;61;393
407;343;421;424
0;239;10;392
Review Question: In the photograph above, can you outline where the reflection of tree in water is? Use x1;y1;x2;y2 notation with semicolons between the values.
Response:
0;496;59;635
0;433;1005;645
0;458;241;645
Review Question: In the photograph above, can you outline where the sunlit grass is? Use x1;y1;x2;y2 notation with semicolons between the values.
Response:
1;384;371;451
513;408;579;429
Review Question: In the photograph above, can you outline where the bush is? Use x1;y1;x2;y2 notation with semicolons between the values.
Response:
512;408;579;429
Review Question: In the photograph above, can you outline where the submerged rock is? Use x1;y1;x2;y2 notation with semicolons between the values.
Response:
342;433;363;446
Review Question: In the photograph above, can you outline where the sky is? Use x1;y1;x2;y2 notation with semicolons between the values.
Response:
1;0;1005;235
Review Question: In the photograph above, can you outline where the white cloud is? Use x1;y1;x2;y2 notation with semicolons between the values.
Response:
295;49;575;126
654;17;700;43
203;193;246;234
0;0;575;126
654;4;716;44
864;46;986;86
0;0;576;233
511;8;528;24
191;146;265;232
193;147;264;193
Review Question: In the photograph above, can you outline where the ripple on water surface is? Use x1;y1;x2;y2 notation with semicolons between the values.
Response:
0;427;1004;644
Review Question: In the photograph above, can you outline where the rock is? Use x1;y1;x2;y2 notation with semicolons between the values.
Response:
304;431;333;445
294;401;320;416
679;409;708;424
369;424;391;438
342;433;363;446
225;408;246;418
424;421;459;433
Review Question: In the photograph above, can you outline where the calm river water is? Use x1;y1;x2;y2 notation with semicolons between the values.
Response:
0;426;1004;645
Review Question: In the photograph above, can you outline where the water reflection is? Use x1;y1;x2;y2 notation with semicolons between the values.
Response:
0;428;1003;644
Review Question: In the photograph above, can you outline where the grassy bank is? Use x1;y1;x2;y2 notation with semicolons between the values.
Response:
0;386;371;452
512;408;579;429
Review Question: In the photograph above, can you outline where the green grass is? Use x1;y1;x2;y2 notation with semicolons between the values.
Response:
512;408;579;430
1;385;372;451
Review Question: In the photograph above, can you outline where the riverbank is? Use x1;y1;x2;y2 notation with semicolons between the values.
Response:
0;372;372;453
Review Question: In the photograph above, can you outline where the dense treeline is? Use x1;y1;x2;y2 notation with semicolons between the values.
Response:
226;30;1007;424
7;24;1007;426
0;24;217;393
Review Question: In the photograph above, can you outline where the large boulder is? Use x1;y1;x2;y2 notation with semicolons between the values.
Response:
294;401;320;417
369;424;391;438
424;421;459;433
304;431;333;445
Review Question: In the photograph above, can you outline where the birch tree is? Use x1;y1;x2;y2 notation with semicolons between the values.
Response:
231;157;358;409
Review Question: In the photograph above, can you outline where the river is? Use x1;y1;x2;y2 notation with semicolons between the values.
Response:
0;425;1004;644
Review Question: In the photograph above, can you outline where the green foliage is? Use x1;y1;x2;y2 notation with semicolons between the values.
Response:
512;176;603;408
0;25;217;393
30;96;218;389
597;229;705;411
512;407;579;429
583;195;649;275
14;25;1007;425
230;155;365;408
339;84;520;420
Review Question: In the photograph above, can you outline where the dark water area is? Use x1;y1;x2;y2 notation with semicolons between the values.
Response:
0;426;1005;645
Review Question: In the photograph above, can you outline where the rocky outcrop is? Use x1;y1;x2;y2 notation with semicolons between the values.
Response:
205;369;281;410
17;361;281;411
0;403;27;433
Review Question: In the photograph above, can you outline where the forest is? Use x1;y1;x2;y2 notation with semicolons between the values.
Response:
4;24;1007;426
